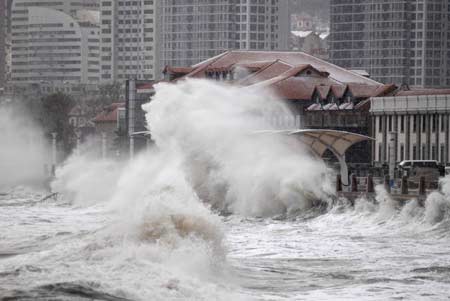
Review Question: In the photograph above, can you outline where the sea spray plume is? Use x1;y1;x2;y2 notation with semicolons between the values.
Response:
108;149;224;249
50;143;227;293
99;149;226;284
51;154;124;206
423;176;450;224
0;102;48;189
144;79;331;217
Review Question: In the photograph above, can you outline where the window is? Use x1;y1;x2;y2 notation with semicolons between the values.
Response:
378;144;382;161
378;116;382;132
388;115;392;132
413;145;417;160
441;144;446;162
422;144;427;160
422;115;426;132
413;115;417;132
432;115;436;132
432;145;436;160
400;115;404;133
400;144;404;161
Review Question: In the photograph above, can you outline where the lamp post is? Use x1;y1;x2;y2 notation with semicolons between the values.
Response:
101;132;107;159
75;130;81;156
389;131;397;187
51;132;57;176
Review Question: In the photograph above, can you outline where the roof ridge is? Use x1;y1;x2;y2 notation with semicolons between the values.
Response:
238;59;284;84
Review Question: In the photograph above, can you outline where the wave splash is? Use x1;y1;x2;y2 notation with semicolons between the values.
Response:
144;79;332;217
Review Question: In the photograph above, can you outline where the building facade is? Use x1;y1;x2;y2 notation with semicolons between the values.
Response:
0;0;12;90
99;0;157;82
330;0;450;88
371;91;450;165
10;0;100;87
158;0;290;69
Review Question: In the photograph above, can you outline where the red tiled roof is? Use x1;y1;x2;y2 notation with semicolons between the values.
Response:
236;60;275;71
238;60;292;86
165;50;390;104
271;78;317;100
93;102;124;123
347;83;381;99
163;66;194;74
374;84;397;97
395;88;450;96
354;99;370;111
330;85;346;98
316;85;331;99
187;50;381;85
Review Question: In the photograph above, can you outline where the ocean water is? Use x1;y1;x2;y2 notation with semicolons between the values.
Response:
1;186;450;300
2;79;450;300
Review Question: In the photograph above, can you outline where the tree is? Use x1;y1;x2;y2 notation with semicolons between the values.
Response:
38;92;76;156
98;82;123;106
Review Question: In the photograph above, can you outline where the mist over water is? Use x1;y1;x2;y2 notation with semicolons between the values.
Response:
1;79;450;300
0;104;48;189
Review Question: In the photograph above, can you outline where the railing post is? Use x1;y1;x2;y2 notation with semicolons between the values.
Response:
336;174;342;192
351;174;358;192
384;175;391;193
367;175;374;193
401;176;409;195
419;176;426;196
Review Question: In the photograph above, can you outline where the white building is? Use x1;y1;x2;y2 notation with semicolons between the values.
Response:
371;91;450;165
10;0;100;88
99;0;157;82
158;0;290;69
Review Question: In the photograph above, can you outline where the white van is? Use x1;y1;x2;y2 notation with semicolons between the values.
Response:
398;160;441;184
399;160;439;170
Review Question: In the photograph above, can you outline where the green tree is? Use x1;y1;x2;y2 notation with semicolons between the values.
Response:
38;92;76;156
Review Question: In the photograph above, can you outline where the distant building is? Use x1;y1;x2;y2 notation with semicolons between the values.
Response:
330;0;450;88
93;102;125;155
99;0;158;82
291;12;315;31
10;1;100;88
371;90;450;165
0;0;12;89
291;31;328;60
158;0;290;69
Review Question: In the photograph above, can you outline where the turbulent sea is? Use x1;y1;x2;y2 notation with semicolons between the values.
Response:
1;186;450;300
2;79;450;300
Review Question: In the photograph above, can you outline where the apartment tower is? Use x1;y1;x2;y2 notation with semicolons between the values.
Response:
159;0;290;69
0;0;12;89
99;0;157;82
10;0;100;87
330;0;450;88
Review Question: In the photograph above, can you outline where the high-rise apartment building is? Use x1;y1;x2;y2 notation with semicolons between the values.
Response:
99;0;157;83
10;1;100;86
0;0;12;89
159;0;290;68
330;0;450;88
